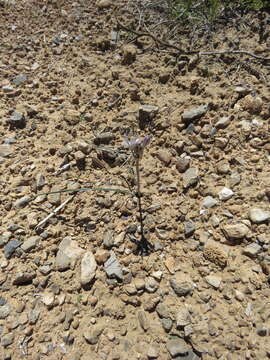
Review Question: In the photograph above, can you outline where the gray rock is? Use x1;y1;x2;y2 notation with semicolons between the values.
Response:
0;144;13;157
176;157;190;173
156;303;170;319
104;251;123;280
183;167;199;188
229;172;241;187
47;186;61;205
12;74;27;85
13;271;36;285
39;265;51;275
8;111;26;129
161;318;173;332
243;243;261;258
55;250;71;271
28;309;40;324
2;84;14;93
137;310;149;331
14;195;32;208
145;278;159;293
83;326;104;345
93;132;115;145
170;279;193;297
157;150;171;165
103;230;114;249
4;240;22;259
176;307;191;328
184;221;196;237
205;275;222;289
36;173;46;189
147;345;159;359
1;333;14;347
81;251;97;286
0;297;6;306
21;236;39;252
248;208;270;224
202;196;218;208
223;223;249;240
182;105;208;123
218;187;234;201
0;304;11;319
166;338;190;357
215;116;231;129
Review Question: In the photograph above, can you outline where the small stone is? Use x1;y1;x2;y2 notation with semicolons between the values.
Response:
164;257;175;274
138;105;159;129
122;44;137;65
42;292;55;307
229;172;241;187
157;150;171;165
242;243;261;258
223;223;249;240
28;309;40;324
94;132;115;145
166;338;191;357
13;271;36;285
147;345;159;359
95;249;110;264
176;157;190;173
205;275;222;289
134;278;145;290
215;116;231;129
0;304;11;319
161;318;173;332
14;195;32;208
151;271;163;281
256;324;268;337
103;230;114;249
184;221;196;237
0;144;13;157
183;167;199;188
21;236;39;252
248;208;270;224
2;84;14;92
4;240;22;259
218;187;234;201
202;196;218;208
240;95;263;114
97;0;112;9
235;290;245;302
1;333;14;347
55;237;84;271
83;326;104;344
216;161;231;174
39;265;51;275
8;111;26;129
12;74;27;86
145;278;159;293
176;307;191;328
81;251;97;286
170;278;193;297
137;310;149;331
104;251;123;280
203;239;228;268
182;105;208;123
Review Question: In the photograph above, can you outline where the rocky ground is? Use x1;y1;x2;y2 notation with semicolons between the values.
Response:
0;0;270;359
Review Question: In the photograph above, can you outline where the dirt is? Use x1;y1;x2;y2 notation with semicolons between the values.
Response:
0;1;270;359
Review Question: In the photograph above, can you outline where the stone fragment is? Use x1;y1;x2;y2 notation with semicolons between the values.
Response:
184;221;196;237
176;307;191;328
4;240;22;259
81;251;97;286
137;310;149;331
12;74;27;85
240;95;263;114
64;109;80;125
0;144;13;157
203;239;228;268
42;292;55;307
166;338;190;357
94;132;115;145
104;251;123;280
202;196;218;209
122;44;137;65
138;105;159;129
229;172;241;187
183;167;199;188
83;326;104;344
218;187;234;201
182;105;208;123
145;278;159;293
157;150;171;165
13;271;36;285
223;223;249;240
1;333;14;347
242;243;261;258
97;0;112;9
0;304;11;319
147;345;159;359
14;195;32;208
170;278;193;297
205;275;222;289
215;116;231;129
176;157;190;173
161;318;173;332
55;237;84;271
21;236;39;252
8;111;26;129
248;208;270;223
95;249;110;264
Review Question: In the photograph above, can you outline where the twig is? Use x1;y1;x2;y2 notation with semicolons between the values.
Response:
116;17;270;63
35;195;75;229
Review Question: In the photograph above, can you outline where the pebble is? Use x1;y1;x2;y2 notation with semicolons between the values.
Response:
21;236;39;252
184;221;196;237
8;111;26;129
183;167;199;188
203;239;228;268
1;333;14;347
13;271;36;285
166;338;190;357
0;144;13;158
170;278;193;297
248;208;270;224
55;237;84;271
145;278;159;293
138;105;159;128
223;223;249;240
147;345;159;359
4;240;22;259
242;243;261;258
215;116;231;129
93;132;115;145
205;275;222;289
202;196;218;208
42;292;55;308
176;307;191;328
104;251;123;281
161;318;173;332
182;105;208;123
28;309;40;325
176;157;190;173
157;150;171;165
81;251;97;286
83;326;104;344
137;310;149;331
229;172;241;187
97;0;112;9
0;303;11;319
14;195;32;208
218;187;234;201
103;230;114;249
12;74;27;85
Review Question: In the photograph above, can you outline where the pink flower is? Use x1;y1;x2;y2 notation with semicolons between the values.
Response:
123;135;151;158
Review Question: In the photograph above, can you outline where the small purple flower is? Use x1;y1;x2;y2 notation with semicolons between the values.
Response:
123;135;151;158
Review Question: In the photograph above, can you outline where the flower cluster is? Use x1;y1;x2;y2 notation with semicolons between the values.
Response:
123;135;151;159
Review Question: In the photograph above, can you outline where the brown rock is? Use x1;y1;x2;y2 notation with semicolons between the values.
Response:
122;45;137;65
